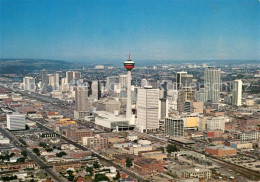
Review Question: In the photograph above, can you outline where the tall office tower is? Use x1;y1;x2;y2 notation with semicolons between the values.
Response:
181;74;194;88
119;74;127;92
184;101;194;113
54;72;60;90
66;71;74;83
23;76;36;91
73;71;81;81
41;69;48;90
160;81;169;98
136;86;160;132
232;79;242;106
168;89;179;111
176;71;187;90
141;78;148;88
165;117;184;137
196;88;208;103
48;74;54;87
183;87;196;101
148;79;158;89
124;54;135;119
159;98;168;120
7;114;25;130
91;80;101;100
177;90;185;113
204;67;221;102
106;76;118;93
74;85;89;119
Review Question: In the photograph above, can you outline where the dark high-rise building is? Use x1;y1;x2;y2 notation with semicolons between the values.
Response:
74;85;88;119
41;69;48;90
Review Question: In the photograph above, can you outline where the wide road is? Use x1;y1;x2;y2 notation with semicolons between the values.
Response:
0;127;68;182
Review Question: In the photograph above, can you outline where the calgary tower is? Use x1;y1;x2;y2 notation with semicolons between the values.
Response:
124;54;135;119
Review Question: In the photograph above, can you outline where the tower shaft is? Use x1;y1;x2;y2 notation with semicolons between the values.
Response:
126;70;132;118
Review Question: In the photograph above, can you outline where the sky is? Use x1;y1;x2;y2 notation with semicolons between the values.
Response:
0;0;259;62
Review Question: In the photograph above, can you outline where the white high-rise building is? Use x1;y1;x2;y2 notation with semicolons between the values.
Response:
91;80;100;100
54;72;60;90
136;86;160;132
73;71;81;81
167;89;179;111
232;79;242;106
119;75;127;92
7;114;25;130
48;74;54;87
106;76;118;93
23;76;36;91
204;67;221;102
66;71;81;84
141;79;148;88
165;117;184;137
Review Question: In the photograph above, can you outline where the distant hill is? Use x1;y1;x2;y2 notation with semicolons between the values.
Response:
0;58;73;74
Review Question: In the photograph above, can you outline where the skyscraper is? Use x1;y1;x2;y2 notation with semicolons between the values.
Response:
232;79;242;106
54;72;60;90
106;76;118;93
124;54;135;119
165;117;184;137
66;71;81;84
136;86;160;132
204;67;221;102
91;80;101;100
66;71;74;83
74;71;81;81
41;69;48;90
119;74;127;92
74;85;89;119
23;76;36;91
176;71;187;90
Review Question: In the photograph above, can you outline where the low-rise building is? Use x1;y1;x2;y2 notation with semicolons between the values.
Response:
133;158;164;175
205;145;237;157
182;168;211;179
82;135;107;150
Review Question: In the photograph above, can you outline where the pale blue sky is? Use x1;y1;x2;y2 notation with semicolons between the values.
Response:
0;0;259;61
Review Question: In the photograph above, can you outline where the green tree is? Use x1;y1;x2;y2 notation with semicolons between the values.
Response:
93;161;100;168
39;142;48;148
19;138;26;145
46;148;53;152
17;157;25;163
94;174;110;182
25;124;30;130
166;144;179;153
32;148;40;156
56;151;67;157
21;150;27;157
113;170;120;180
86;166;93;176
125;158;132;168
67;170;74;181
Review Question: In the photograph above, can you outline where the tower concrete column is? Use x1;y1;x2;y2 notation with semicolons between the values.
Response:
126;69;132;118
